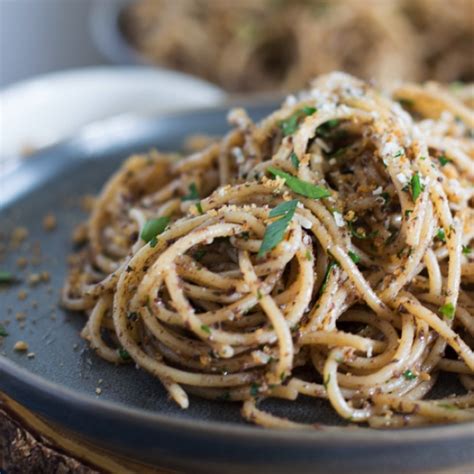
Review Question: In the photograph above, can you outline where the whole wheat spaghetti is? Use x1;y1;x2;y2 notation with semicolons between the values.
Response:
63;73;474;428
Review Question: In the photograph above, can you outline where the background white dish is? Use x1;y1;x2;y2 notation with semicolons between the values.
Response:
0;66;224;170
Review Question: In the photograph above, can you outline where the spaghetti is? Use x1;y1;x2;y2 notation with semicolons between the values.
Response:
63;73;474;428
120;0;474;92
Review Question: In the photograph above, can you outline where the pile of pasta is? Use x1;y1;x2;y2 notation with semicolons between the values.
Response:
63;73;474;428
121;0;474;92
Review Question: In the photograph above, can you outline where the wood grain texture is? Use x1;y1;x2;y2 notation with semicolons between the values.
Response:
0;392;173;474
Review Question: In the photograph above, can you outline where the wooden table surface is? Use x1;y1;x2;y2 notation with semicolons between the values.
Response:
1;391;472;474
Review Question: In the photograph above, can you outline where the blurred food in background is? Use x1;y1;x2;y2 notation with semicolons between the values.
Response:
119;0;474;92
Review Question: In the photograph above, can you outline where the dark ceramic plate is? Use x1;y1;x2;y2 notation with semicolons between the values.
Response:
0;105;473;473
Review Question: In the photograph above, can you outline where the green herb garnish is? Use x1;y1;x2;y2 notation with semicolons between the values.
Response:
436;228;446;242
250;383;260;397
268;167;330;199
404;210;413;219
141;216;170;243
279;106;317;136
348;251;360;264
182;182;200;201
438;155;450;167
0;271;16;284
305;249;312;261
323;374;331;389
195;201;204;214
439;303;455;320
437;403;458;410
319;260;337;294
403;369;417;380
410;172;423;202
0;324;8;337
398;98;414;107
462;245;471;255
348;222;377;240
290;152;300;169
258;200;298;257
117;348;131;361
316;119;340;138
201;324;212;335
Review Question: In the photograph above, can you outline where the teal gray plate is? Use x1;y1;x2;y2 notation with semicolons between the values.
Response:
0;104;473;473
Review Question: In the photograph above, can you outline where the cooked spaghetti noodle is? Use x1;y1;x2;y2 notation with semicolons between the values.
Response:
63;73;474;428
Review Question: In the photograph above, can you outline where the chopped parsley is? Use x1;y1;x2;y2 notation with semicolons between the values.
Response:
319;260;337;294
141;216;170;243
258;200;298;257
305;249;313;261
394;150;404;158
437;403;458;410
201;324;212;335
404;210;413;219
439;303;455;320
348;251;360;264
438;155;450;167
436;228;446;242
117;348;131;361
0;271;16;284
0;324;8;337
195;202;204;214
397;98;414;107
268;167;330;199
316;119;340;138
381;192;391;206
279;106;317;136
323;374;331;389
290;152;300;169
250;383;260;397
193;249;206;261
462;245;471;256
410;172;423;202
182;182;200;201
403;369;417;380
348;222;377;240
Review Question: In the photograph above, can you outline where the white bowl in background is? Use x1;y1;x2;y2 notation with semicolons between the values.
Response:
0;66;225;169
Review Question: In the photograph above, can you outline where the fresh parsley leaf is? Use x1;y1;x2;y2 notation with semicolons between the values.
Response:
319;260;337;294
462;245;471;255
0;324;8;337
269;199;299;217
0;271;16;284
438;155;450;167
403;369;417;380
196;201;204;214
397;98;414;107
410;172;423;202
117;348;131;361
279;106;317;136
250;383;260;397
436;228;446;242
290;152;300;169
439;303;455;320
141;216;170;243
182;182;200;201
437;403;458;410
258;200;298;257
201;324;212;335
348;250;360;264
302;106;317;115
268;167;330;199
316;119;340;138
348;222;377;240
